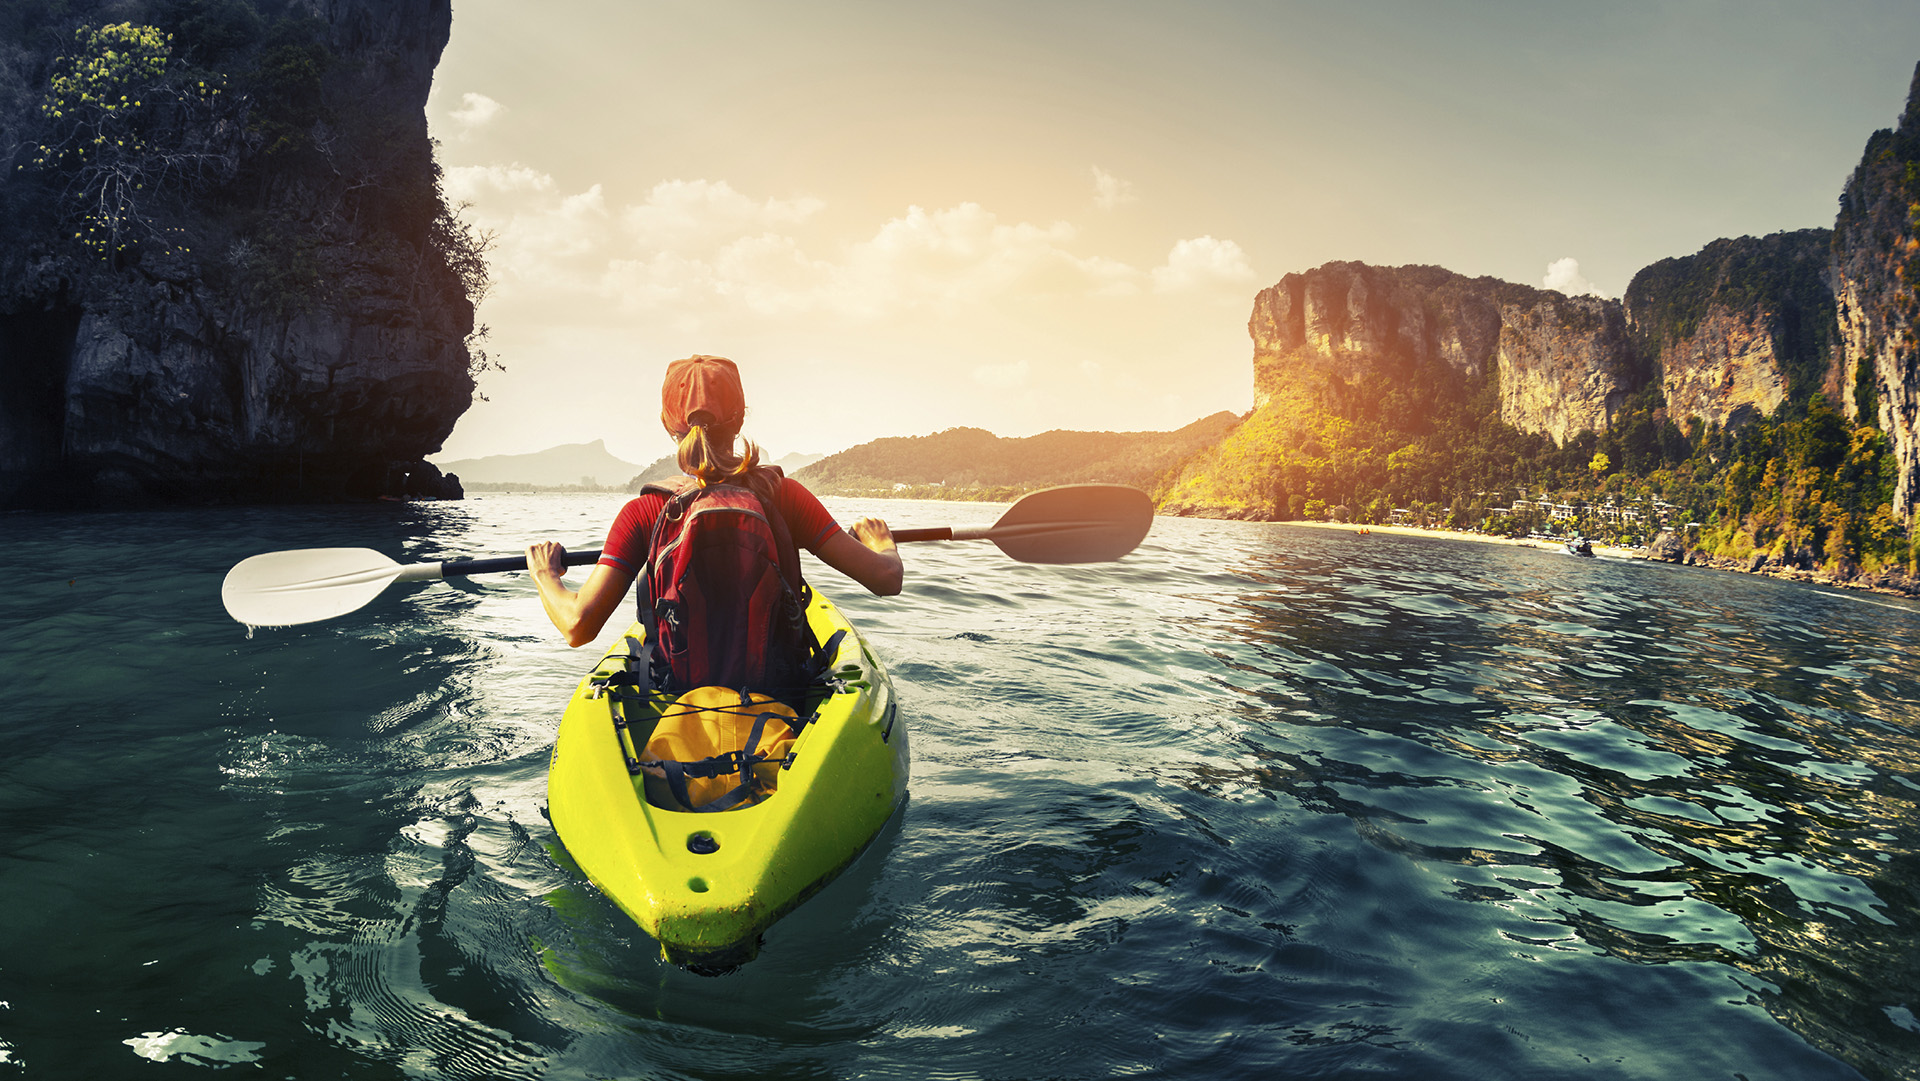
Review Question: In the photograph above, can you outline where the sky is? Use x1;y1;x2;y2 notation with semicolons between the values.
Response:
424;0;1920;467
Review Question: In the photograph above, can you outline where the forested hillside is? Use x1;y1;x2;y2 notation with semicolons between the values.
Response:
795;412;1239;500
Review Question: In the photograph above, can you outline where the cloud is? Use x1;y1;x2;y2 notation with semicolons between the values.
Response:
1151;236;1255;293
1091;166;1137;211
446;174;608;290
601;199;1146;320
449;92;503;133
456;169;1258;340
622;179;824;251
526;186;610;254
843;203;1081;307
1543;257;1605;297
442;163;555;203
972;359;1030;390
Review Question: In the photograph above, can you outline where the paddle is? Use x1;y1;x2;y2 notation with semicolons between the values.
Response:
221;483;1154;627
889;483;1153;564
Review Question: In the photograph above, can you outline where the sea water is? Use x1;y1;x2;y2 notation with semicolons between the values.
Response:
3;494;1918;1080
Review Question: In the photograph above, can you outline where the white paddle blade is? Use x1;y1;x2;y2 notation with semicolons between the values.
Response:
222;547;417;627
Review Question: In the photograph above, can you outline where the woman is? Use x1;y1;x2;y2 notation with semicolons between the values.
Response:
526;355;903;650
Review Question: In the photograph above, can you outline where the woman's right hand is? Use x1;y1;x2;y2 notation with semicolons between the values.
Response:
849;516;896;554
820;519;903;596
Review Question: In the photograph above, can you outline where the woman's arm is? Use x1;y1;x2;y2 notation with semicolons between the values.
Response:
527;541;637;647
815;517;903;596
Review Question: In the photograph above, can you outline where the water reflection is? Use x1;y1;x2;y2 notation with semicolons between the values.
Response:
9;500;1919;1079
1186;525;1920;1077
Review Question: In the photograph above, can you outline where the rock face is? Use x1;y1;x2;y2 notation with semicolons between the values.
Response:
1247;229;1852;453
1496;295;1637;445
1622;229;1836;433
1176;61;1920;563
1649;305;1790;428
1833;64;1920;517
0;0;473;508
1647;530;1688;563
1248;264;1500;391
1249;262;1644;444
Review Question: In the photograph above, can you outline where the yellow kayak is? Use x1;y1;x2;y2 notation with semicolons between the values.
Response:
546;588;908;966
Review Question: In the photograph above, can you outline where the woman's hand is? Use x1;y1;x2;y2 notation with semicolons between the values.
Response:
821;518;903;596
526;540;568;581
849;517;896;554
524;542;635;647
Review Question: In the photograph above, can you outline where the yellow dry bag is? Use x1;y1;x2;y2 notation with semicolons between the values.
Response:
639;686;798;812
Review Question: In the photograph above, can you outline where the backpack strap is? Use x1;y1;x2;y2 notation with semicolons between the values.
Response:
636;481;703;690
744;467;804;603
751;478;819;695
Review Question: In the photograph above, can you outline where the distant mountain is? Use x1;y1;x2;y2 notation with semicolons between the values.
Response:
773;451;827;473
437;441;829;492
436;440;646;488
623;454;680;489
793;413;1240;496
616;449;826;492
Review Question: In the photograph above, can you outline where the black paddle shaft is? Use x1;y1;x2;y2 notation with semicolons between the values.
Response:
442;549;604;577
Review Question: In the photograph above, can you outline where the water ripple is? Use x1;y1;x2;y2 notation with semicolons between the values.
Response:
5;503;1919;1078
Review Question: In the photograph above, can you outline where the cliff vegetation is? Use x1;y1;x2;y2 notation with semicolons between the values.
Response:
0;0;487;507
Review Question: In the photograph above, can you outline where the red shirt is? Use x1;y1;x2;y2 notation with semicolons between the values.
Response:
597;476;842;575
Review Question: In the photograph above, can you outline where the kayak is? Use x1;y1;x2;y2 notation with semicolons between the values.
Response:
546;588;908;966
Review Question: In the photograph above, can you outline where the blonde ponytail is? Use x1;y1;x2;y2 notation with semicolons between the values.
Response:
677;424;778;503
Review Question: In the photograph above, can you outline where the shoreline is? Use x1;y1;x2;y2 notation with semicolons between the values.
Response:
1275;519;1920;602
1278;520;1643;559
473;489;1920;604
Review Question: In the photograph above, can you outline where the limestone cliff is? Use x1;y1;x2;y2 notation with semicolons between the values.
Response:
1495;294;1636;445
1647;306;1790;429
1249;263;1501;393
1832;64;1920;517
0;0;476;508
1622;230;1836;433
1248;262;1644;444
1164;58;1920;587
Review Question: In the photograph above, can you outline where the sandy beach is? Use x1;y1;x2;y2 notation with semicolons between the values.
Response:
1280;520;1646;560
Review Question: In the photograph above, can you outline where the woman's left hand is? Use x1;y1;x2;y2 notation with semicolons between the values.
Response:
526;540;567;580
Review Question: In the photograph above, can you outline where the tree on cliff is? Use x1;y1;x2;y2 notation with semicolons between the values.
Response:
26;21;234;258
4;1;489;318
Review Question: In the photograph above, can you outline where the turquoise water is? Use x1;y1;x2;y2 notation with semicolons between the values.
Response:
4;494;1919;1079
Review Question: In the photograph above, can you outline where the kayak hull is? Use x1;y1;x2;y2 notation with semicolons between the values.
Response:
547;590;907;965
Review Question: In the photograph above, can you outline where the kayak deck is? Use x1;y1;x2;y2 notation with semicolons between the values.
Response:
547;589;908;966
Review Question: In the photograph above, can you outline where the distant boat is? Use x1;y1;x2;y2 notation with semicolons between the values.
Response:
1563;537;1595;557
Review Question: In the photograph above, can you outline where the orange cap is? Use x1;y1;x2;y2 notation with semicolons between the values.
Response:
660;355;746;435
